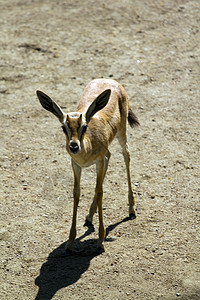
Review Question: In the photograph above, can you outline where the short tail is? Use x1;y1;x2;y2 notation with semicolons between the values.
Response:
128;108;140;128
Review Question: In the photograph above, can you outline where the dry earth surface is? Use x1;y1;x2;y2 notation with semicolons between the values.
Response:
0;0;200;299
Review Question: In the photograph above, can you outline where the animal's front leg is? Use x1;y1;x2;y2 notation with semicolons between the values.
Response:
66;160;81;252
85;150;111;227
95;159;106;252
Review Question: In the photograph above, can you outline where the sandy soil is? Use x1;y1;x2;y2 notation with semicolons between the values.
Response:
0;0;200;299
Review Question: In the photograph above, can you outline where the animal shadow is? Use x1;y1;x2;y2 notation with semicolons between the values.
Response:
35;216;133;300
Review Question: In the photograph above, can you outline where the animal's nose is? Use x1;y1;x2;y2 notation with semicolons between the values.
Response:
69;142;80;154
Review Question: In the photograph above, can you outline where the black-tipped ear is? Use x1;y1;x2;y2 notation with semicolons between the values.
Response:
36;90;64;123
86;89;111;123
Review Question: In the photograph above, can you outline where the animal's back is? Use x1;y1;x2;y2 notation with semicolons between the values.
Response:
77;78;128;116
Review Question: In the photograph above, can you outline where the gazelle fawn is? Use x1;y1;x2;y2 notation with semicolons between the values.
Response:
36;78;139;252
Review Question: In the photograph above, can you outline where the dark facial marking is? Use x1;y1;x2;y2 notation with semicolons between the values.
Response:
62;125;67;135
82;125;87;134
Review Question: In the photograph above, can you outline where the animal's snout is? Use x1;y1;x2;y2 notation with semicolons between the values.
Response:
69;142;80;154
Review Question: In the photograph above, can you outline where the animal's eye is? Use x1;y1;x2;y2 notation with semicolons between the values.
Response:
82;125;87;134
62;125;67;134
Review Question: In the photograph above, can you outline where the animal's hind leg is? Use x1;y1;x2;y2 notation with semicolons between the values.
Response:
84;150;111;227
117;131;136;219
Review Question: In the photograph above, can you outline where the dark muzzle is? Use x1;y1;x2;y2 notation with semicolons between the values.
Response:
69;142;80;154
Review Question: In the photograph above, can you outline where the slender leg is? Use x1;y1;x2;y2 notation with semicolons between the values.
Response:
117;132;136;219
85;150;111;225
66;159;81;251
95;158;106;251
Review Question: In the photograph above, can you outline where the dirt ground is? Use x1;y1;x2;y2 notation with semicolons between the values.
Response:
0;0;200;299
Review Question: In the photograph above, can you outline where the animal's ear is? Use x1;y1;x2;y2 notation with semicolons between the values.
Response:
36;90;64;123
86;89;111;123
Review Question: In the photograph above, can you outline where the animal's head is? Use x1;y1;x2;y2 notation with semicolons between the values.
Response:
36;89;111;154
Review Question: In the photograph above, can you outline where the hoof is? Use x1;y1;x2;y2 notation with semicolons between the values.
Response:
65;248;73;256
129;213;136;220
97;246;105;253
84;219;93;228
97;240;105;253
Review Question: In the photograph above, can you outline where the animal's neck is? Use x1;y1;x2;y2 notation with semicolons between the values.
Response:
81;133;92;154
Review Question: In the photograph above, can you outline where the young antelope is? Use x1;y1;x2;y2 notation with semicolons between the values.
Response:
36;78;139;252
